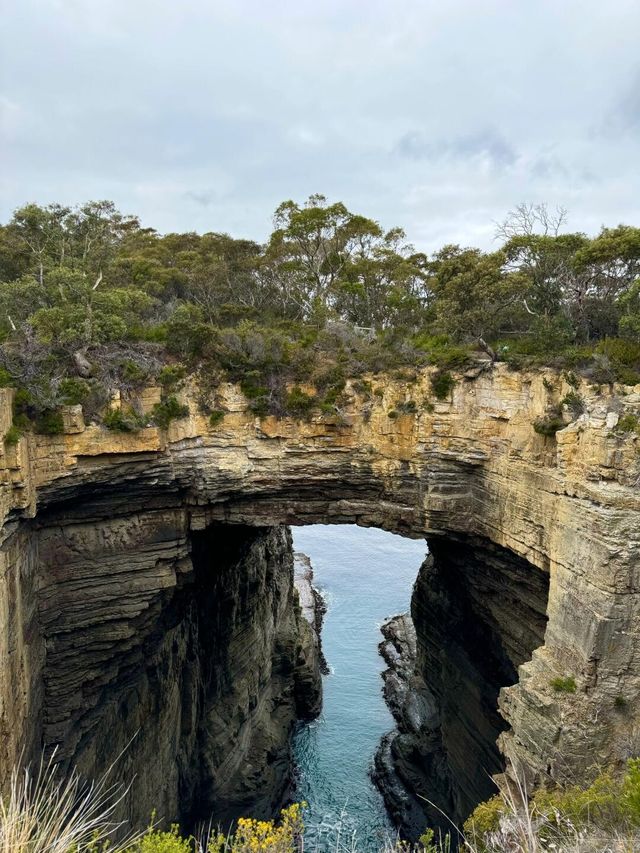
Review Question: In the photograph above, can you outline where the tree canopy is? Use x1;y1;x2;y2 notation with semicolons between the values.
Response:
0;196;639;429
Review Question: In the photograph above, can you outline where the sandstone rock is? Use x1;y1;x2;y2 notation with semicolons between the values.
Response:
1;365;639;833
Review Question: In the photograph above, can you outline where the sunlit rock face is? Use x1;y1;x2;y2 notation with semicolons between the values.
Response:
1;363;639;829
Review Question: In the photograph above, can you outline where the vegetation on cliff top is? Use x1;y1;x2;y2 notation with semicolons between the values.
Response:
0;198;639;430
3;756;640;852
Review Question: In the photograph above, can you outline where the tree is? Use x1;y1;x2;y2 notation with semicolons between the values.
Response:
427;246;526;342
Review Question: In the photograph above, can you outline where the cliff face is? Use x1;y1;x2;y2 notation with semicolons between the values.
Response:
375;536;549;838
1;364;639;829
4;507;322;828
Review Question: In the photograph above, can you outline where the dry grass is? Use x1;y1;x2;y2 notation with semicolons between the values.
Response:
0;750;138;853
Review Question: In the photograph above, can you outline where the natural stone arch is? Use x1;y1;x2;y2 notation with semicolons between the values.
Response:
1;364;639;830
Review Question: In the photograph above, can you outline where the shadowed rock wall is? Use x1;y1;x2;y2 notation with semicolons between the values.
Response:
31;509;320;829
375;535;549;838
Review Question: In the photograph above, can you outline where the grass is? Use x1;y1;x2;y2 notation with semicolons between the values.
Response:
0;751;137;852
550;675;577;693
3;756;640;853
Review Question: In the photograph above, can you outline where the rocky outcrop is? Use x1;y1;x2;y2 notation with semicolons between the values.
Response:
1;364;639;832
375;536;550;838
14;513;321;830
294;552;328;676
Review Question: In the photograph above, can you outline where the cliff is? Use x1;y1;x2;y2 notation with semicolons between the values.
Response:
1;363;639;830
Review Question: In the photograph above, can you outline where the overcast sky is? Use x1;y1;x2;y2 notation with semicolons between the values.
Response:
1;0;639;250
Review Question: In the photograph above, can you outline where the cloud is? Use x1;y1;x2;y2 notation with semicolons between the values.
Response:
1;0;639;249
395;129;517;169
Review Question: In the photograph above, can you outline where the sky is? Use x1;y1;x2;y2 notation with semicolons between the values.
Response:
1;0;639;251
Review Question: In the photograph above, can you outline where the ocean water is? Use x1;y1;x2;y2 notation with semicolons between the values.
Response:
291;524;427;852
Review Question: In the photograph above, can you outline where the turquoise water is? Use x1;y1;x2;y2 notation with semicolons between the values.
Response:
291;525;427;852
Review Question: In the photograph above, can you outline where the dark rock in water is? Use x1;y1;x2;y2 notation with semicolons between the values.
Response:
294;552;328;676
378;613;417;720
374;538;549;843
293;552;325;715
373;611;442;841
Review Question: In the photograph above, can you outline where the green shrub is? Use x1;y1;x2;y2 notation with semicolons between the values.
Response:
209;409;225;427
4;424;21;445
430;370;455;400
463;794;505;839
151;396;189;429
618;413;640;433
533;412;565;436
157;364;186;390
562;390;586;417
550;675;576;693
58;377;91;406
0;368;13;387
396;399;417;414
413;334;472;369
285;386;316;418
542;377;556;392
103;408;146;432
13;412;31;431
131;824;191;853
563;370;580;389
351;379;372;398
34;410;64;436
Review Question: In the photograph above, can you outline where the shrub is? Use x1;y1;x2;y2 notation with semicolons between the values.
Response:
533;411;564;436
430;370;455;400
285;386;316;419
463;794;505;840
34;410;64;436
209;409;225;427
562;390;586;417
103;408;146;432
396;400;417;414
563;370;580;389
58;377;91;406
618;413;640;433
550;675;576;693
131;824;191;853
151;396;189;429
157;364;186;391
4;424;21;445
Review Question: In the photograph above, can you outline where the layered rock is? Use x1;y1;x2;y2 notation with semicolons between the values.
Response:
26;513;321;829
294;552;328;676
375;536;549;838
1;364;639;832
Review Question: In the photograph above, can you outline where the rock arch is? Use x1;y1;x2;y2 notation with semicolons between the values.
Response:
1;365;639;829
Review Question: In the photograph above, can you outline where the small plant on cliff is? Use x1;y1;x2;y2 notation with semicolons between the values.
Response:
4;424;21;445
618;413;640;433
34;409;64;435
561;390;586;417
209;409;225;427
550;675;576;693
533;405;564;437
564;370;581;390
151;396;189;429
430;370;455;401
103;407;147;432
284;386;315;419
